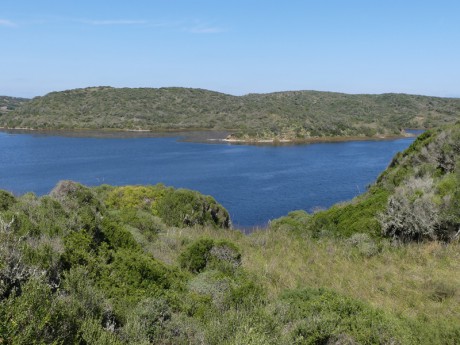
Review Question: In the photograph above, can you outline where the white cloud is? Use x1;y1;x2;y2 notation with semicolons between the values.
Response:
0;19;16;27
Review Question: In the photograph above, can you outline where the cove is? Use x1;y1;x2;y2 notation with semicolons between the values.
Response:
0;131;418;228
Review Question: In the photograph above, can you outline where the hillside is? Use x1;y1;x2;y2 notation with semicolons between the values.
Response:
3;86;460;140
274;122;460;243
1;124;460;344
0;96;29;116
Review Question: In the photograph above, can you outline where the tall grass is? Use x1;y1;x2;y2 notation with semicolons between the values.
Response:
148;225;460;332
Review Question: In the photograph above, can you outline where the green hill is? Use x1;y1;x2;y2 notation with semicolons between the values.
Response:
3;86;460;140
1;123;460;344
0;96;29;116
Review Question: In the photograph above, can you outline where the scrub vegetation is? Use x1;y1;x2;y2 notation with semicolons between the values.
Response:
1;124;460;344
3;87;460;140
0;96;29;116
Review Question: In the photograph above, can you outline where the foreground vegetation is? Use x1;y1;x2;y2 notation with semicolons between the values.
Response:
3;87;460;140
1;124;460;344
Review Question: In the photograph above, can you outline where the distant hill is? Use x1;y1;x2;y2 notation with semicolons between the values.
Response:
0;96;29;115
3;86;460;139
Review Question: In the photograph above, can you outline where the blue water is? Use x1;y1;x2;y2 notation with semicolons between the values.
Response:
0;131;417;228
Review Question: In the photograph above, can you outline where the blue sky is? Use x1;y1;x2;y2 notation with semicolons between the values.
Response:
1;0;459;98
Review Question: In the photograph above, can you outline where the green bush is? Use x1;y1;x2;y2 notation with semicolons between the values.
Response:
179;238;241;273
276;287;415;344
104;185;167;211
270;210;311;232
104;185;230;229
0;191;15;211
97;248;181;303
154;189;230;228
117;209;166;238
100;218;139;250
179;238;215;273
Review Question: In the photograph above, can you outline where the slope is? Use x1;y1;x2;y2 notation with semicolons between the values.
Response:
3;86;460;140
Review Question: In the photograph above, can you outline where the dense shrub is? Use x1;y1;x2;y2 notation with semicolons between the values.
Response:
97;248;181;303
380;177;441;241
117;209;166;237
275;288;415;344
104;185;230;229
269;210;311;232
104;185;167;211
179;238;215;273
50;180;103;213
378;125;460;242
0;191;15;211
154;189;230;228
179;238;241;273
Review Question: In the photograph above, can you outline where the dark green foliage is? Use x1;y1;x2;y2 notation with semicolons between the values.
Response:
62;230;98;268
179;238;241;274
154;189;231;228
0;278;57;344
4;87;460;139
179;238;215;273
100;218;139;250
0;191;15;211
276;288;414;344
272;189;389;239
50;180;104;214
307;189;389;238
97;249;179;303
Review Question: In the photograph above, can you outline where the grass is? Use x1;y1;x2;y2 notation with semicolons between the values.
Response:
143;224;460;332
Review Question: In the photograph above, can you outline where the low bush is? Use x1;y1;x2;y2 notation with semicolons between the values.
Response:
179;238;241;273
276;287;415;344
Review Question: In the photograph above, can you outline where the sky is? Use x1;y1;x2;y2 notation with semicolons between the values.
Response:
1;0;459;98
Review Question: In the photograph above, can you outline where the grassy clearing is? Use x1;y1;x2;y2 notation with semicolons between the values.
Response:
145;224;460;331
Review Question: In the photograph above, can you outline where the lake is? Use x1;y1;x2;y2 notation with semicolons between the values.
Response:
0;130;419;228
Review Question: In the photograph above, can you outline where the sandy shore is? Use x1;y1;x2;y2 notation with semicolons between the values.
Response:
219;133;416;144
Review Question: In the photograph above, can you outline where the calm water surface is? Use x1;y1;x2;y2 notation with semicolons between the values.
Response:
0;131;418;228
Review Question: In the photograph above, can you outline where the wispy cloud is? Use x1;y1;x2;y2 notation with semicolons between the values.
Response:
0;16;226;33
188;25;224;34
185;20;225;34
0;19;16;27
81;18;225;33
81;19;147;26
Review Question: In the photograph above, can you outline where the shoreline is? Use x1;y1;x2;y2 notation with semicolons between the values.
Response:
0;126;419;144
219;132;417;145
